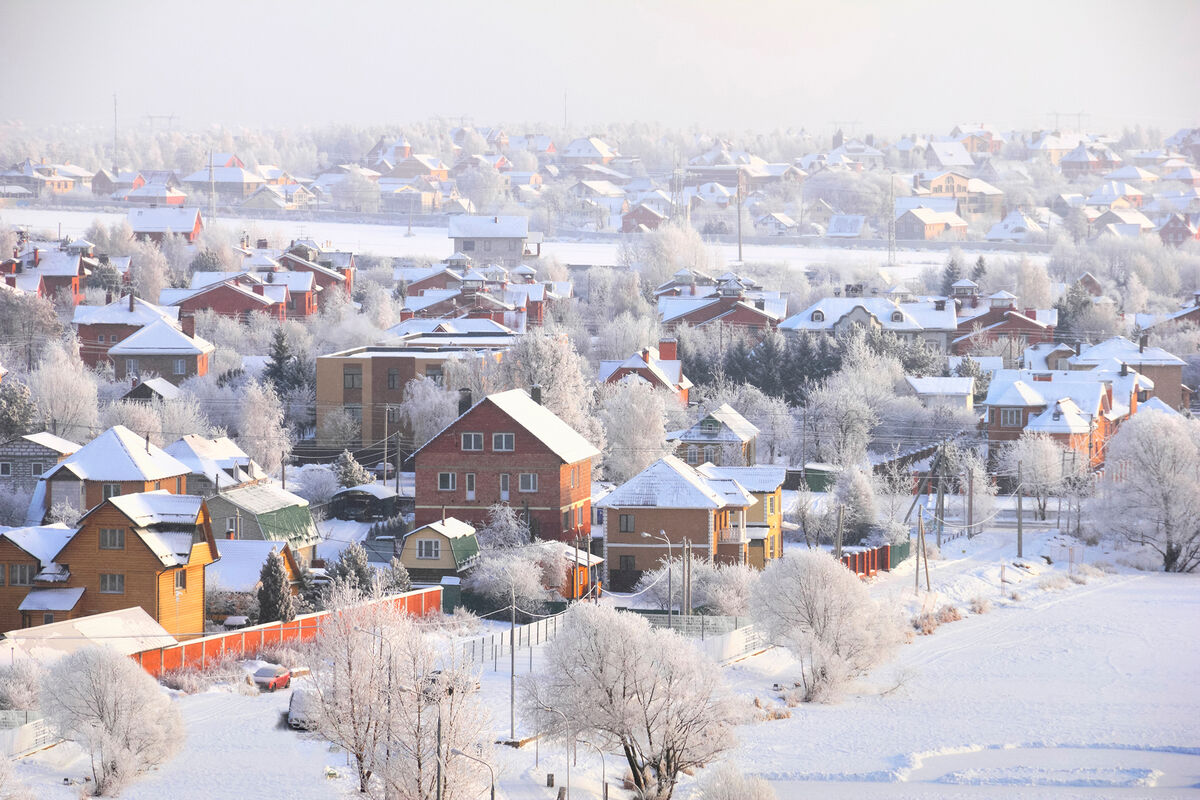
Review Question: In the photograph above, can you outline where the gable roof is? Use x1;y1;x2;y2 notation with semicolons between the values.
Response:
483;389;599;464
402;517;479;566
18;431;81;455
126;207;202;234
46;425;189;482
72;295;180;327
448;215;529;239
695;463;786;493
0;523;74;565
107;319;214;356
108;490;204;527
164;434;265;488
678;403;760;443
207;540;297;593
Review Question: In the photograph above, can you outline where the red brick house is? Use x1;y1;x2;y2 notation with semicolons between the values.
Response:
164;278;287;322
73;293;181;367
108;319;214;385
597;339;692;405
412;388;600;542
660;289;784;333
621;203;668;233
277;250;352;297
1158;213;1200;247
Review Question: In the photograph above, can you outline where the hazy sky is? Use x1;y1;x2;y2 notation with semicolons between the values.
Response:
4;0;1198;136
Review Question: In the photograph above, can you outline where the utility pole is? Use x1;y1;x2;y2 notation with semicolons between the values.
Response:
915;514;922;592
509;585;516;742
834;505;844;559
967;466;974;538
935;461;945;548
1016;461;1024;558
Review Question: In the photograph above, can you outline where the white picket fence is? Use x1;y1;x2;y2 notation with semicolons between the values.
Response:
454;612;567;667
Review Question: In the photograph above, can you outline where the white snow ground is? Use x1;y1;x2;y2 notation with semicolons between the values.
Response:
13;528;1199;799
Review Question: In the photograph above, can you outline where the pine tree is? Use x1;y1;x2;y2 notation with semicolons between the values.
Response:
385;557;412;594
257;549;295;623
334;449;373;488
941;255;962;297
0;381;36;440
972;255;987;283
328;541;374;593
264;328;296;395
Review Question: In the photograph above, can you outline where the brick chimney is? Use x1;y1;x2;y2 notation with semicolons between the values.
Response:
1025;308;1037;320
1139;334;1147;353
180;313;196;338
129;291;135;311
457;388;473;416
252;284;265;295
658;338;678;361
530;384;542;405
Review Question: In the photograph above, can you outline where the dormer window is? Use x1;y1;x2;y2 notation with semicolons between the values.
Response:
811;310;824;322
891;311;904;322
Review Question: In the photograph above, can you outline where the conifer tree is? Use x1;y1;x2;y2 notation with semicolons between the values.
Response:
334;449;373;488
385;557;412;593
328;541;374;593
257;548;296;623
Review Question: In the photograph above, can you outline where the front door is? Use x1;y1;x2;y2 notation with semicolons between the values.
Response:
499;473;509;502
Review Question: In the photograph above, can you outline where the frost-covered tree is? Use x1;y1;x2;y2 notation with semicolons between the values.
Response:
833;467;878;545
100;400;164;447
328;541;375;594
1087;411;1200;572
396;376;458;449
752;550;903;702
499;327;605;450
334;449;374;488
597;379;672;483
0;381;36;440
236;380;291;475
524;603;740;800
257;548;295;623
475;503;531;549
320;406;361;446
463;549;549;612
634;559;758;616
293;465;340;505
940;254;962;297
695;762;777;800
997;432;1068;520
27;340;99;442
41;646;183;795
0;660;40;711
129;241;169;304
384;557;412;594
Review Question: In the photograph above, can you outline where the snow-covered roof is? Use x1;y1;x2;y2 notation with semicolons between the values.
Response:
539;539;604;567
72;295;179;327
407;517;476;541
1070;337;1185;367
469;389;600;464
448;215;529;239
107;319;214;356
19;431;81;455
126;206;202;234
333;483;398;499
208;540;292;593
109;490;204;527
597;455;753;510
0;523;73;565
0;607;175;659
1140;396;1180;416
906;376;975;396
217;482;311;515
18;587;84;612
164;434;264;488
1026;398;1092;435
47;425;190;482
677;404;760;444
695;463;786;493
781;297;956;334
984;378;1049;407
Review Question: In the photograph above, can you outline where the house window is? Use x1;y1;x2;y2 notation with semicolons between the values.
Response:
99;573;125;594
126;358;139;376
619;513;635;533
0;463;9;477
97;334;106;343
425;366;443;384
387;368;400;390
438;472;456;491
891;311;904;322
519;473;537;492
99;528;125;550
173;358;186;375
811;310;824;322
577;506;584;526
226;517;237;536
701;419;719;433
461;432;483;451
465;472;476;500
768;496;775;515
563;510;571;531
386;406;401;423
175;570;187;590
102;483;121;500
493;433;514;451
1000;408;1023;427
499;473;510;500
42;613;53;625
8;564;32;586
416;539;440;559
483;240;492;252
343;367;363;389
462;240;475;252
619;555;635;572
686;446;698;464
570;466;577;488
31;462;43;477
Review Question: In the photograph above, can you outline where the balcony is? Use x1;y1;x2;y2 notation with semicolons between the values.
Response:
717;527;748;544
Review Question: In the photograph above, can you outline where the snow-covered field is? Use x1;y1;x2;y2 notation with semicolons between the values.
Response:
0;207;1043;281
13;528;1198;798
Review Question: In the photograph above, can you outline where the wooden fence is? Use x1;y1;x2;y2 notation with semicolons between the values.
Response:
131;587;442;677
840;542;908;577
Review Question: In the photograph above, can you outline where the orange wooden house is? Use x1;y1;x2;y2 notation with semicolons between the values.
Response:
30;492;220;637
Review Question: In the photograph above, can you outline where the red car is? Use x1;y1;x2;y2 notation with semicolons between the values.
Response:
253;665;291;692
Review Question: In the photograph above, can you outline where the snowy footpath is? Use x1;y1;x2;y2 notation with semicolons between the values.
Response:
13;528;1199;799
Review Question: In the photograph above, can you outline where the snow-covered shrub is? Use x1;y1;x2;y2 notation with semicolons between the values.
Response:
969;595;991;615
255;642;312;670
464;548;550;613
935;605;963;624
292;465;339;505
911;612;939;636
0;661;40;711
333;449;373;488
1037;573;1071;592
42;646;183;795
752;550;904;702
694;762;778;800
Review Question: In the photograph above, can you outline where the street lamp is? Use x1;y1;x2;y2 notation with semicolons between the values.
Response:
449;748;494;800
577;739;607;800
541;705;571;800
640;530;673;626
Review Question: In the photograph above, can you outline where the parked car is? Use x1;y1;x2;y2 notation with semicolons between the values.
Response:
373;462;396;478
288;688;319;729
253;665;291;692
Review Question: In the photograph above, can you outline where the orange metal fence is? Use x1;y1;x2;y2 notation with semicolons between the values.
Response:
132;587;442;677
841;544;893;578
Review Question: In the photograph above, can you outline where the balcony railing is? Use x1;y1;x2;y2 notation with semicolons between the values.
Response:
717;527;747;544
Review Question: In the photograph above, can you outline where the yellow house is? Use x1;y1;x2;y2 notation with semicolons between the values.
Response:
697;464;785;569
396;517;480;583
